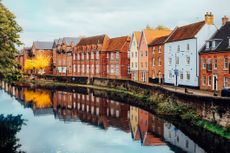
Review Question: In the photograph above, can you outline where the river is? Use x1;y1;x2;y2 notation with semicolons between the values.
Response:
0;82;229;153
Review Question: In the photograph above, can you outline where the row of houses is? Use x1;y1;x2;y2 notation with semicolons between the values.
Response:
16;13;230;91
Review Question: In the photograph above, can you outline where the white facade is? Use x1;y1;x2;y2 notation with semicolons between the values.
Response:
129;33;139;81
164;24;216;87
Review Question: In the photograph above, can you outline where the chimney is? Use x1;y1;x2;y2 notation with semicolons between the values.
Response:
205;12;214;25
222;16;229;26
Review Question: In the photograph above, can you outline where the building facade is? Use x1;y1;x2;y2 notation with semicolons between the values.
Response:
129;32;141;81
138;28;171;83
148;35;169;83
200;18;230;91
164;13;217;87
52;37;81;76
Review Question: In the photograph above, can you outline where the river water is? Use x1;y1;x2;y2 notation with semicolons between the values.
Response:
0;82;228;153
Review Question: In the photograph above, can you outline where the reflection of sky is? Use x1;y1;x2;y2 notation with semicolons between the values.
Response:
0;90;174;153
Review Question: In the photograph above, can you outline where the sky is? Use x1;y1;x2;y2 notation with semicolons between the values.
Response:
2;0;230;48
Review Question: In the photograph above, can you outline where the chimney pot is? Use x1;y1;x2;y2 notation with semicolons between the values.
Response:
205;12;214;25
222;15;229;26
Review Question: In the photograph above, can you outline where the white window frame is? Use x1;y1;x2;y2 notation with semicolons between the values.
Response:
224;77;228;88
224;57;228;69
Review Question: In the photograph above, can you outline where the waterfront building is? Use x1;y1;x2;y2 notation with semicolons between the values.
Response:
138;27;171;83
199;16;230;91
164;12;217;87
148;35;170;83
129;32;141;81
52;37;81;76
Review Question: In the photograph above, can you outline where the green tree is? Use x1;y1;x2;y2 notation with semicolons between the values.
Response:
0;1;22;82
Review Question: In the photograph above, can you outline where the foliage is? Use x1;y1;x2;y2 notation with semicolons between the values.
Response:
0;114;25;153
24;52;51;75
0;1;22;81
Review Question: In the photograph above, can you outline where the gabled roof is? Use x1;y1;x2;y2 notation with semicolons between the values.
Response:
33;41;53;50
133;31;141;44
62;37;81;46
77;34;109;46
142;28;172;45
167;21;205;43
200;21;230;53
149;35;169;46
106;36;130;52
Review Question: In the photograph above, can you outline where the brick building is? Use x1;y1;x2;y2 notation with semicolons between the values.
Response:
148;35;169;83
138;28;171;83
52;37;81;76
73;35;110;78
199;18;230;91
106;36;130;79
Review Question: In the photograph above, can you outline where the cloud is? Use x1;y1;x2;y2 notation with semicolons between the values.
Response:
2;0;230;47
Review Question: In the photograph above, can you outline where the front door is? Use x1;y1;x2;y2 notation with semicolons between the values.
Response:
213;75;218;91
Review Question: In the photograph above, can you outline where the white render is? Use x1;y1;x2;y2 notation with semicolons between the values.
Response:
129;33;139;81
164;24;217;87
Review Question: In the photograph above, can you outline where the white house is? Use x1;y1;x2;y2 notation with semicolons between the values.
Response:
164;12;217;87
129;31;141;81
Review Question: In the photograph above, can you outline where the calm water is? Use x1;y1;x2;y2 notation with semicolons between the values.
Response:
0;82;213;153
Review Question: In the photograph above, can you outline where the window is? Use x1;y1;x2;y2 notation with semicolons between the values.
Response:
135;52;137;57
107;65;109;73
186;71;190;80
82;65;85;73
77;65;80;73
116;65;119;75
86;52;89;60
86;64;89;74
91;65;94;74
214;58;217;69
177;45;180;52
176;56;179;65
73;64;76;73
152;58;155;66
145;51;148;56
81;53;84;60
78;53;80;60
135;62;137;68
168;71;172;79
158;57;161;66
187;44;190;51
202;76;206;85
158;46;161;53
224;57;228;69
208;76;212;86
110;65;114;74
73;53;76;60
91;52;94;59
224;77;228;88
212;40;216;48
186;140;189;149
96;64;99;73
169;58;172;65
96;51;99;59
116;52;119;59
169;46;172;52
131;52;134;58
132;62;134;68
202;58;206;69
111;52;114;59
180;72;183;80
186;56;190;65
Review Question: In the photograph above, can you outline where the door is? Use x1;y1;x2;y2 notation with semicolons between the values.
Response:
213;75;218;91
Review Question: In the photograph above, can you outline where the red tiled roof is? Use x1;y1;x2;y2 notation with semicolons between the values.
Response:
106;36;130;52
77;34;109;46
167;21;205;42
149;35;169;46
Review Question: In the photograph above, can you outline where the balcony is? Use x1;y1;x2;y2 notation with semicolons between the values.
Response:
206;64;212;72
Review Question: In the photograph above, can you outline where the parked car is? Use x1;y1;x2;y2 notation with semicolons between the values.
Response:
221;88;230;97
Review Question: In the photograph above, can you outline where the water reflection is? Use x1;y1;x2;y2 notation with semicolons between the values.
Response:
1;82;226;153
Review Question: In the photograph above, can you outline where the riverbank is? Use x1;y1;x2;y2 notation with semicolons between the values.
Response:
11;78;230;140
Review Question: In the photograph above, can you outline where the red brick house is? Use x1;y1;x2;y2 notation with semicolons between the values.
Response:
53;37;81;76
106;36;130;79
200;17;230;91
73;35;110;78
148;35;169;83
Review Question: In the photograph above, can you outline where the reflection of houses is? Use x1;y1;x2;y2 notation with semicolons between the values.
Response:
130;106;140;140
164;122;205;153
53;90;130;131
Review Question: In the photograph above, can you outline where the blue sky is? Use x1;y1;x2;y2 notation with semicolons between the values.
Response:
2;0;230;47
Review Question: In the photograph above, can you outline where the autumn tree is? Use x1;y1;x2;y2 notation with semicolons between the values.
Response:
0;1;22;82
24;52;51;75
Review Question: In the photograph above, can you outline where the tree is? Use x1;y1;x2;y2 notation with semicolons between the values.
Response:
24;52;51;75
0;1;22;82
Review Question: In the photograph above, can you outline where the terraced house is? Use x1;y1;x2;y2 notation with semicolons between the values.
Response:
129;32;141;81
164;13;217;87
200;17;230;91
73;35;110;78
138;27;171;83
52;37;81;76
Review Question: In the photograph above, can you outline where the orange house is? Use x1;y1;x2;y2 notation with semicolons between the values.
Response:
138;28;171;83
